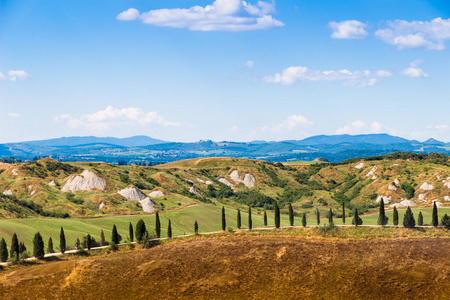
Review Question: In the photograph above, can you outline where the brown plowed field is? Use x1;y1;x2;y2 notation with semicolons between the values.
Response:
1;236;450;299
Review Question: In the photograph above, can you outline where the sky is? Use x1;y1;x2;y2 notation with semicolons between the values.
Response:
1;0;450;143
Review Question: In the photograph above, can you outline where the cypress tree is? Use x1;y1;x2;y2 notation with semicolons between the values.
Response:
263;211;268;226
194;221;199;234
302;213;307;227
129;222;134;242
33;232;45;260
418;211;423;226
10;233;19;259
75;238;80;250
59;227;66;254
167;220;172;238
342;202;346;224
100;230;105;246
328;208;333;225
86;234;92;250
403;206;416;228
377;199;389;226
237;209;241;229
432;201;438;227
47;237;54;253
393;207;399;226
441;214;450;229
155;212;161;238
274;202;280;228
135;219;146;242
352;208;362;226
222;206;226;231
288;203;294;226
0;238;8;262
19;242;26;254
111;224;120;244
316;209;320;226
248;207;252;230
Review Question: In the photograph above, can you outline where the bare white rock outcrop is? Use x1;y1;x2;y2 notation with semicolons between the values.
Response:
117;186;156;213
189;186;200;195
376;195;391;204
3;190;13;196
229;170;256;188
366;166;377;177
219;178;234;188
419;182;434;191
394;179;400;185
196;178;205;183
205;180;214;185
355;162;365;169
388;185;397;191
390;199;417;208
11;169;18;176
98;202;105;210
61;170;106;192
49;181;56;187
432;200;443;208
444;196;450;201
148;190;165;198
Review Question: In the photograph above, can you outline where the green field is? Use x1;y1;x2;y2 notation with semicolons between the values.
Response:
0;205;449;250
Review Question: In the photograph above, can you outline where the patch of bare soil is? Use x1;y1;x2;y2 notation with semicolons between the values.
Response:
1;236;450;299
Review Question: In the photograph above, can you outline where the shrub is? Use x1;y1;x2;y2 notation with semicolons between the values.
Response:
441;214;450;229
403;206;416;228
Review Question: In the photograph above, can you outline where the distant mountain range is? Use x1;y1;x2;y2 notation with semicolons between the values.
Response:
1;134;449;163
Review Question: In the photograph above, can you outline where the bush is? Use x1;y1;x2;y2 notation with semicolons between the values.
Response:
441;214;450;229
403;206;416;228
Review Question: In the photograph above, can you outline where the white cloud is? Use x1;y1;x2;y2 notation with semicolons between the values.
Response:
0;70;31;81
116;0;284;31
375;17;450;50
116;8;140;21
262;115;313;132
54;106;180;131
336;121;390;135
329;20;368;39
7;113;23;118
263;65;392;87
245;60;254;69
402;60;429;78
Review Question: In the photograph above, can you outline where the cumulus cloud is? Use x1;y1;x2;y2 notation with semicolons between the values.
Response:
54;106;179;131
263;65;392;87
116;0;284;31
336;121;390;135
329;20;368;39
0;70;31;81
261;115;313;132
401;60;429;78
375;17;450;50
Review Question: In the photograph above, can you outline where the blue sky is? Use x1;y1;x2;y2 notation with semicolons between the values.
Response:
1;0;450;143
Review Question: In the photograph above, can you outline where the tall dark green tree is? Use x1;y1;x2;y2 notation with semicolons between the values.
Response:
288;204;294;226
59;227;66;254
328;208;333;225
167;220;172;238
248;207;252;230
135;219;146;243
86;234;92;250
403;206;416;228
274;202;280;228
316;209;320;226
221;206;226;231
111;224;121;244
47;237;54;253
377;199;389;226
194;221;199;234
19;242;26;254
393;207;399;226
441;214;450;229
237;209;241;229
263;211;268;226
342;202;346;224
352;208;362;226
129;222;134;242
302;213;307;227
10;233;19;259
432;201;438;227
33;232;45;260
418;211;423;226
155;212;161;238
0;238;8;262
100;230;106;246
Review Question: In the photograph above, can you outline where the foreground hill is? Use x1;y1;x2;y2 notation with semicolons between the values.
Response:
1;234;449;299
0;153;449;220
